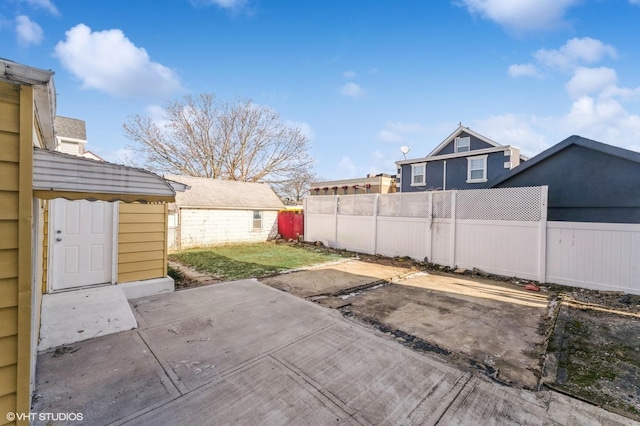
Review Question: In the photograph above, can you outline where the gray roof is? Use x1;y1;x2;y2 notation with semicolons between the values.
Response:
55;116;86;140
485;135;640;188
34;148;175;202
166;175;285;210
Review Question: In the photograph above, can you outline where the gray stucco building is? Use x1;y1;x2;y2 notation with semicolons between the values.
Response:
486;135;640;223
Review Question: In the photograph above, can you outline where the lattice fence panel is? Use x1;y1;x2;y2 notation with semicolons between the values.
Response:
432;191;452;218
455;186;542;221
306;196;336;215
337;194;376;216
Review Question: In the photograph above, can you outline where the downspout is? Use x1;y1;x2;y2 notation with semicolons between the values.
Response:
443;160;447;191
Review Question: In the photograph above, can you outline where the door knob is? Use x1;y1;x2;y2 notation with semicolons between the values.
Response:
56;238;62;242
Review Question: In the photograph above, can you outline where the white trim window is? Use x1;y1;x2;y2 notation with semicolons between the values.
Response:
455;136;470;153
410;163;426;186
467;155;487;183
252;210;263;230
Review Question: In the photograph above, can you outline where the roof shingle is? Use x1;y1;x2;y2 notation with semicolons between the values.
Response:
166;175;285;210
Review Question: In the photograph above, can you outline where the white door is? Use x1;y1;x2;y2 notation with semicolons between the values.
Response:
51;199;114;291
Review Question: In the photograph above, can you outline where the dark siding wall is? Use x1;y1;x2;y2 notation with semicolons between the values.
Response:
426;161;443;190
487;152;509;182
494;145;640;223
442;157;468;189
433;132;494;155
401;151;510;192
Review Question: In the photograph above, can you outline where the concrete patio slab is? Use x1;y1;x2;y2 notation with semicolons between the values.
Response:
438;376;639;426
121;357;356;425
136;280;336;392
273;322;469;425
33;331;179;425
130;278;276;328
32;277;637;425
261;260;411;298
38;285;137;351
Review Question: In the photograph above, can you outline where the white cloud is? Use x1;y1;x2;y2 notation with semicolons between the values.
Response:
378;130;403;143
630;0;640;5
15;15;43;47
343;70;357;79
565;67;617;99
338;155;358;176
457;0;580;33
286;120;315;141
533;37;617;72
386;121;425;133
54;24;184;99
377;121;425;144
508;37;618;80
470;114;549;157
340;82;365;98
502;38;640;155
22;0;59;15
508;63;540;78
560;96;640;145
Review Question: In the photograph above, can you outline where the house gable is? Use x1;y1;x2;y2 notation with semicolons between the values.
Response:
428;125;502;157
430;131;498;156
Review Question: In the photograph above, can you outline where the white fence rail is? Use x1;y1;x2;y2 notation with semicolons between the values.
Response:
304;188;640;295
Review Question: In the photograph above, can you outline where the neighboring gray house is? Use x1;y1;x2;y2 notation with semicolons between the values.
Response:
165;175;285;249
396;125;525;192
486;135;640;223
54;116;104;161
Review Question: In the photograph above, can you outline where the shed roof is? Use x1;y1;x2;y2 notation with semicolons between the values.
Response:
485;135;640;188
166;175;285;210
34;148;176;202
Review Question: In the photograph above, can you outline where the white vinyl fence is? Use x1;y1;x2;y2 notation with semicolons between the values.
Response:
304;188;640;295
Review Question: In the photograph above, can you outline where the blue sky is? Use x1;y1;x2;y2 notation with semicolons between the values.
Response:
2;0;640;179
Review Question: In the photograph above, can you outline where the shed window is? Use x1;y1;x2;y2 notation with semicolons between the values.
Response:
455;137;470;153
467;155;487;183
411;163;425;186
252;210;263;230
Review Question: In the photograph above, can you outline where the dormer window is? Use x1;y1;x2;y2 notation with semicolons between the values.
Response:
455;137;470;153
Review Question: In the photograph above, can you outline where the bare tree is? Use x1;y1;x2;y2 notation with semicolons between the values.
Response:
274;171;316;203
123;94;313;184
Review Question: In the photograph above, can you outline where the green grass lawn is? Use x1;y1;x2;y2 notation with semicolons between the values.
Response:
169;242;344;281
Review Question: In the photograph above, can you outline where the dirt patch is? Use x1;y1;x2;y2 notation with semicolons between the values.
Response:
168;261;221;291
546;301;640;420
338;275;551;390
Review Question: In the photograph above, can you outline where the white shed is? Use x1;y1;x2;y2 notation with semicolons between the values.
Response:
165;175;285;249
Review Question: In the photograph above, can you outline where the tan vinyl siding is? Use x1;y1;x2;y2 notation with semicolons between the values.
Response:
118;203;168;283
0;279;18;310
0;81;24;422
0;336;17;368
0;393;17;425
